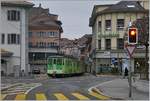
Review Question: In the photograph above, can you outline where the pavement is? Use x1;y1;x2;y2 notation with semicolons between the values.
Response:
91;78;149;100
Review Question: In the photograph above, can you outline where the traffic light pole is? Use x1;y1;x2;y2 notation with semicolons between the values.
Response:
129;57;132;98
127;27;137;98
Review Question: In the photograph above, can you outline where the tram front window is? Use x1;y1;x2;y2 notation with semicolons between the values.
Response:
54;59;56;64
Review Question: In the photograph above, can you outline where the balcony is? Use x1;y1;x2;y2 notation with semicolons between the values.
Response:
29;60;47;65
29;45;59;49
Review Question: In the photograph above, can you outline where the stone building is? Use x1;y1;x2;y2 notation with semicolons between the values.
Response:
89;1;149;74
28;4;63;73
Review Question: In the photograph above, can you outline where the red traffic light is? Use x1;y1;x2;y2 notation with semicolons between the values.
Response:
128;28;138;44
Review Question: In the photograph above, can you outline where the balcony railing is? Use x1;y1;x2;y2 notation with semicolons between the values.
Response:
29;45;59;49
29;60;47;65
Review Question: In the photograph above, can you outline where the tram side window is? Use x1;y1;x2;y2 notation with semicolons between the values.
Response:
62;59;64;65
68;60;70;66
66;59;68;65
48;59;52;64
71;61;73;67
67;59;69;66
69;60;71;66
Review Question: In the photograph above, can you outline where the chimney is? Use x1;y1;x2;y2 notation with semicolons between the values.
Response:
39;3;41;8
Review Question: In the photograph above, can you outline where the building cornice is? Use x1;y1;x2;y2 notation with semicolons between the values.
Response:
1;1;34;8
89;10;148;27
89;1;149;27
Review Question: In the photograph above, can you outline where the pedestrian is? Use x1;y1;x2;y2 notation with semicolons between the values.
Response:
124;67;128;79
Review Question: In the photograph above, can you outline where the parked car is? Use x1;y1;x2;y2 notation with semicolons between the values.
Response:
32;69;40;74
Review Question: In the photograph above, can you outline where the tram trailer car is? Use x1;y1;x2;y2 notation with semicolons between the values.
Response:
47;55;85;77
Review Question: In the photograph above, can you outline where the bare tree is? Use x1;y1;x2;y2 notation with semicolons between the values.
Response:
132;15;149;80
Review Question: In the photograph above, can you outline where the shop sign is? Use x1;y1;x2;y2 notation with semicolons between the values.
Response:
98;32;119;38
103;51;110;56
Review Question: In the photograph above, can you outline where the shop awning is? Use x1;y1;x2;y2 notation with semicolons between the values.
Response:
1;48;13;57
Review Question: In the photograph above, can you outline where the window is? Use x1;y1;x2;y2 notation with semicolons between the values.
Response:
44;42;46;47
49;59;52;65
1;34;5;44
51;42;54;46
98;40;101;49
105;39;111;50
29;32;32;37
105;20;111;31
56;32;59;37
51;32;54;36
8;10;20;21
29;42;32;48
36;32;40;37
117;19;124;30
54;42;57;46
48;32;51;37
47;43;50;47
7;34;20;44
11;34;16;44
57;59;62;65
127;5;135;8
17;34;20;44
117;38;124;49
36;42;39;47
8;34;10;44
98;21;101;32
47;32;57;37
44;32;47;37
54;59;56;64
39;32;42;37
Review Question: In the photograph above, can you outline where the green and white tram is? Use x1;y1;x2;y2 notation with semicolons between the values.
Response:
47;55;85;77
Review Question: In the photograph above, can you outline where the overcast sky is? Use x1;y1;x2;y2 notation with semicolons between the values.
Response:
31;0;120;39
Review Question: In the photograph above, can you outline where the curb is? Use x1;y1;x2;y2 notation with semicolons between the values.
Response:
87;79;117;98
1;83;22;91
91;87;124;100
132;84;149;93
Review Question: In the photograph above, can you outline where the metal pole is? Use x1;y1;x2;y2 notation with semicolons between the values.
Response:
129;57;132;98
32;53;35;77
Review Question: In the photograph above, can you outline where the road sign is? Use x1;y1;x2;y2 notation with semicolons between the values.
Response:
125;45;135;58
111;58;117;65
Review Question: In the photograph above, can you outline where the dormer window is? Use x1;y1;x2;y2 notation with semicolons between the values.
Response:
127;5;135;8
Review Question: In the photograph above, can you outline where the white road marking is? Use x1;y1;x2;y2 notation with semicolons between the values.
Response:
25;83;42;94
1;83;42;96
88;79;118;97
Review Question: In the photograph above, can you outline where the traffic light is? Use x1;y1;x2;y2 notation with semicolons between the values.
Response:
128;28;138;44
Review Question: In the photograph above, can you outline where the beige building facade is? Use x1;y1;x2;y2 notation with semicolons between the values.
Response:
28;5;63;73
89;1;149;74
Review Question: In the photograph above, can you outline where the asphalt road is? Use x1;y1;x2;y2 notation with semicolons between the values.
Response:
1;73;119;100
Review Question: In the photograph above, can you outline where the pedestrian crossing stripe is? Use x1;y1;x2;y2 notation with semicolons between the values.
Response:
0;94;7;100
36;93;47;100
54;93;69;100
15;94;26;100
89;92;110;100
71;92;89;100
1;92;110;100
